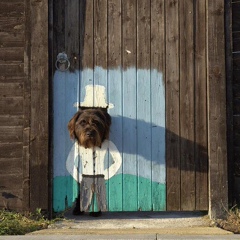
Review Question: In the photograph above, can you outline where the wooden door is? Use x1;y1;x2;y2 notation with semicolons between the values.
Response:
51;0;208;213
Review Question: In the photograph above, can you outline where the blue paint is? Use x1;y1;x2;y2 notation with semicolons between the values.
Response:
108;67;123;210
53;67;165;212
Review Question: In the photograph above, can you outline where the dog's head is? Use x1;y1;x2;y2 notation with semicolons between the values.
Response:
68;108;111;148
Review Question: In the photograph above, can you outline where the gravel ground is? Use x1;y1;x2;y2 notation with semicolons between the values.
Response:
29;211;234;236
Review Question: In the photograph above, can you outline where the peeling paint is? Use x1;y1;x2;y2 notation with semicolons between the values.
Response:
53;67;166;212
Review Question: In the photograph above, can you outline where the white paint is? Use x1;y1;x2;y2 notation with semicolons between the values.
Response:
66;140;122;183
79;85;114;109
53;70;166;184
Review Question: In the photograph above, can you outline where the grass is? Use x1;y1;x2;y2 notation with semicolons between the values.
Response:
0;209;51;235
216;206;240;234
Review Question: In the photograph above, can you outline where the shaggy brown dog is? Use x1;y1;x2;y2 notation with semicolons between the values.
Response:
68;108;111;217
68;108;111;148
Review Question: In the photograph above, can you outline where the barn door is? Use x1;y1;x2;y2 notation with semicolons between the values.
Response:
51;0;208;213
52;0;165;212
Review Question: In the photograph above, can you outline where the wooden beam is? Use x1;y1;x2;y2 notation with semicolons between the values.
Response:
29;0;49;212
207;0;228;219
225;0;233;206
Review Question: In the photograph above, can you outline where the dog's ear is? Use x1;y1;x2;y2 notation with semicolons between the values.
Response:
68;110;82;139
103;111;111;140
103;111;111;128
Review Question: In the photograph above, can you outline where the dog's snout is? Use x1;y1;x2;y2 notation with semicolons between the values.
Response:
86;131;94;137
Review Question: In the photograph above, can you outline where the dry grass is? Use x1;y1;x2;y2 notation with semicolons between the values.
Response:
216;206;240;234
0;209;51;235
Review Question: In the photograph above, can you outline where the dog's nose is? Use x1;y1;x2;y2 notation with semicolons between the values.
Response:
86;131;93;137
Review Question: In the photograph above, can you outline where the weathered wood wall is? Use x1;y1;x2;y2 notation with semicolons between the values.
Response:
0;0;49;212
0;0;28;211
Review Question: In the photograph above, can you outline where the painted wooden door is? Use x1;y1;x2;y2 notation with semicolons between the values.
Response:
51;0;209;213
52;0;166;212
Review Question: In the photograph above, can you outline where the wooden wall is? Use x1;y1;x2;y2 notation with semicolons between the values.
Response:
0;0;28;211
0;0;49;212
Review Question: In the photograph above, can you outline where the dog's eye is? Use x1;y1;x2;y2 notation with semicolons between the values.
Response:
80;120;86;126
92;120;98;126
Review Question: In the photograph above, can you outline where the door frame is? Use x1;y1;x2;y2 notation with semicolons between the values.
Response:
45;0;230;219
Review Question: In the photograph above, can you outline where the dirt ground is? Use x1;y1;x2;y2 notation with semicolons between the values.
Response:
30;211;234;236
30;227;233;236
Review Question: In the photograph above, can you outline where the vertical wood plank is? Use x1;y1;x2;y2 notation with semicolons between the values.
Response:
29;0;49;211
151;0;166;211
94;0;108;89
137;0;151;211
52;0;65;62
225;0;233;206
107;0;123;211
179;0;195;210
122;0;138;211
52;0;66;212
195;0;208;210
64;0;80;206
22;0;31;212
166;0;180;211
207;0;228;219
65;0;80;71
48;0;54;217
80;0;94;104
52;0;80;212
81;0;93;70
94;0;107;70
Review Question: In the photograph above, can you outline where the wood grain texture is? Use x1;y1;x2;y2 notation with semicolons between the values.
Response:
107;0;123;211
29;0;49;211
81;0;94;70
225;0;233;205
65;0;80;71
151;0;166;211
137;0;151;210
122;0;138;211
0;143;23;158
22;0;31;212
94;0;108;70
166;0;181;211
179;0;195;211
195;0;208;211
207;0;228;219
0;0;27;212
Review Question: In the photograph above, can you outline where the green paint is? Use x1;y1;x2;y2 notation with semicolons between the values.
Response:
106;174;124;211
138;176;152;211
106;174;166;211
53;174;166;212
53;176;79;212
122;174;138;211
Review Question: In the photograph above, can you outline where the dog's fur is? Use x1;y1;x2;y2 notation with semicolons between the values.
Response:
68;108;111;148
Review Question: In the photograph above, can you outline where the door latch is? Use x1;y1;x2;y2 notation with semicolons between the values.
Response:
55;52;70;72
